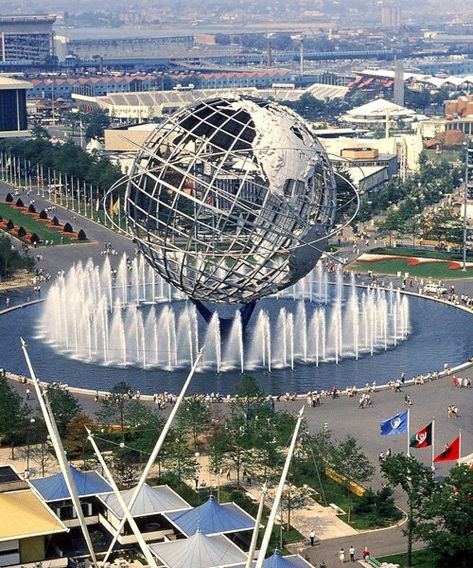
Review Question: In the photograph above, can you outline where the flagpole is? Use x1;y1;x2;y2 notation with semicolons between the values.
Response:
407;407;410;457
431;418;435;471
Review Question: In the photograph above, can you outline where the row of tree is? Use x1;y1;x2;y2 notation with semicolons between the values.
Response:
0;136;123;195
357;154;461;233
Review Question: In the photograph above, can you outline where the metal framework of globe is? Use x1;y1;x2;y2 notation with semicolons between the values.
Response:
125;96;338;304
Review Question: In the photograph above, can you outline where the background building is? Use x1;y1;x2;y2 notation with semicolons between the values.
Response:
0;16;56;65
0;77;32;137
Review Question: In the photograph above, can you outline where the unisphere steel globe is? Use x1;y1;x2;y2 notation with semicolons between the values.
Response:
126;96;337;304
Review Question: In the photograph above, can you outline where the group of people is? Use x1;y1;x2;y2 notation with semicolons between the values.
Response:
333;545;370;563
447;405;459;419
306;391;321;407
101;242;119;256
452;375;471;388
358;392;373;409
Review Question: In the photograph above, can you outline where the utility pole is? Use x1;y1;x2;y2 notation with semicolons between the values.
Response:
463;142;472;271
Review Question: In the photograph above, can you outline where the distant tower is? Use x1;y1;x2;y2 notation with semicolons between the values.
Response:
381;1;401;29
394;59;405;107
266;33;274;67
291;34;304;76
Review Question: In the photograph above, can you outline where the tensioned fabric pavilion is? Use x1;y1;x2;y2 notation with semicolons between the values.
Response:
30;465;112;502
233;550;314;568
0;489;68;542
97;483;192;519
149;530;248;568
164;495;256;536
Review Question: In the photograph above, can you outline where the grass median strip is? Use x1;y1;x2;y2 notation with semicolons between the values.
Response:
0;202;74;245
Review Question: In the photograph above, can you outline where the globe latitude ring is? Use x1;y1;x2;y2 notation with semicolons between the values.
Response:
125;96;338;304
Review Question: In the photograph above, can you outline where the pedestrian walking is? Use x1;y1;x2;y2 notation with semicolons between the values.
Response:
309;529;315;547
362;547;370;561
339;548;345;564
349;545;355;562
25;387;30;400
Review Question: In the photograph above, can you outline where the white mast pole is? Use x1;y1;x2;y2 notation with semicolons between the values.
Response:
255;407;304;568
86;428;159;568
103;350;203;563
245;483;267;568
20;338;99;568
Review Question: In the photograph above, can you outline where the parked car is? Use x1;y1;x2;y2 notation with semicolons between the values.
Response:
423;282;447;295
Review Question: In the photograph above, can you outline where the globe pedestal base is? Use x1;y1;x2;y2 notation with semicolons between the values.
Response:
191;299;257;334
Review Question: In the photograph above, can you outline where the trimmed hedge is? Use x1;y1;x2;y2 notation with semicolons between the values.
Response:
6;220;14;230
5;193;13;202
17;226;26;238
30;233;40;244
63;222;73;233
39;209;48;219
77;228;87;241
28;203;36;213
15;198;24;208
51;216;60;226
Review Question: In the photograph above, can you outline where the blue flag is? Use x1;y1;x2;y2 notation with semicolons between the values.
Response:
380;410;408;436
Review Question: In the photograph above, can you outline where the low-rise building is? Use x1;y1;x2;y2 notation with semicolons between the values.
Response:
0;466;68;568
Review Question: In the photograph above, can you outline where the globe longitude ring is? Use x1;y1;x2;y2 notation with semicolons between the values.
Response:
112;96;344;304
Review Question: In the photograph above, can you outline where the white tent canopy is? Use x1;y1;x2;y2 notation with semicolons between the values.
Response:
149;531;247;568
98;483;191;519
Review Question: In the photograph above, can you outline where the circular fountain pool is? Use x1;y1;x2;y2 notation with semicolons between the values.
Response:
1;257;472;395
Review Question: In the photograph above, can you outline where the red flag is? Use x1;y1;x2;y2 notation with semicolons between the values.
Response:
433;435;460;463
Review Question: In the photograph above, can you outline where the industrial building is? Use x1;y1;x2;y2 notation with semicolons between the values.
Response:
0;15;56;65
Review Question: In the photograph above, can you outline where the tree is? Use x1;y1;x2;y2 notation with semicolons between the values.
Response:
177;396;210;450
31;124;50;140
381;454;434;567
280;483;315;530
230;375;265;419
213;414;253;487
97;381;132;435
331;436;373;522
416;464;473;567
45;384;82;438
0;375;30;456
162;431;199;482
125;400;165;456
64;413;95;457
84;109;110;140
0;235;34;278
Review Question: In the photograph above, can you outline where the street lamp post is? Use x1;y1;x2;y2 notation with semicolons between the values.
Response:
25;417;36;477
463;142;471;271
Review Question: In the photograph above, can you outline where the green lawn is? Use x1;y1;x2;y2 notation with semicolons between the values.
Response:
0;202;74;245
350;258;473;279
292;469;401;530
378;548;437;568
369;246;470;261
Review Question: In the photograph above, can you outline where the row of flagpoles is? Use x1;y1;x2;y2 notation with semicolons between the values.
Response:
0;151;126;233
380;409;462;468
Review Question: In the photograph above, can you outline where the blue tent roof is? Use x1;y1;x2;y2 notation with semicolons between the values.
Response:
233;551;313;568
30;466;112;502
262;551;313;568
165;496;255;536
